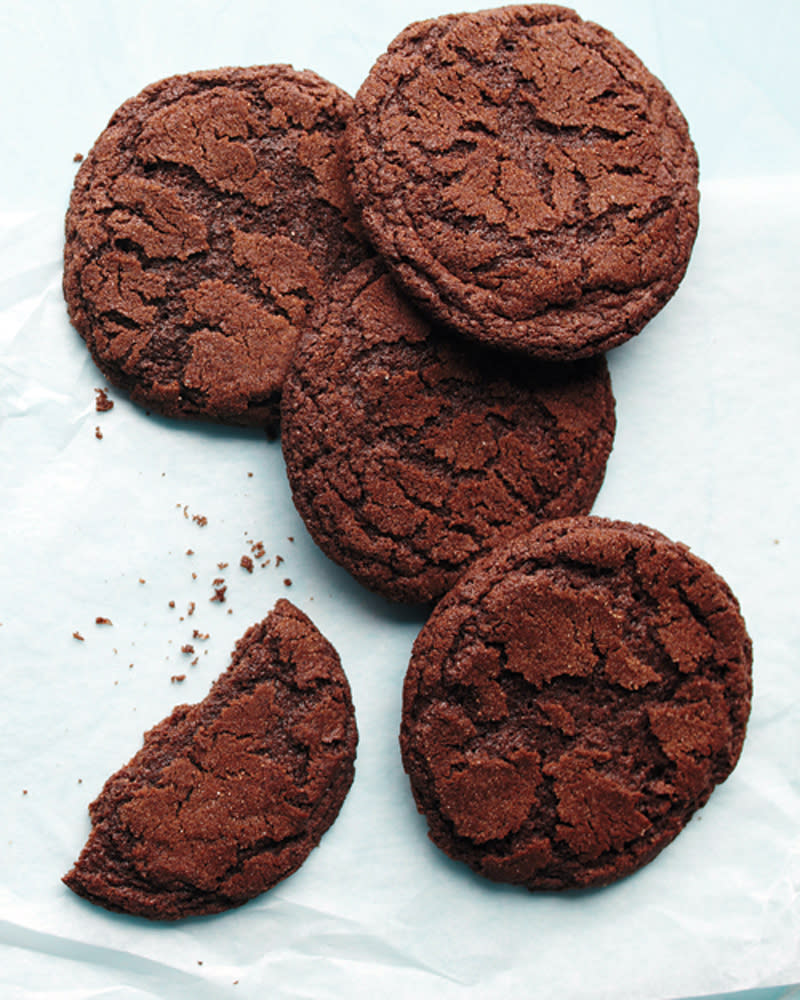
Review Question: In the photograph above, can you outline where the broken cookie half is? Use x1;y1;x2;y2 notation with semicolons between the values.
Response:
63;600;357;919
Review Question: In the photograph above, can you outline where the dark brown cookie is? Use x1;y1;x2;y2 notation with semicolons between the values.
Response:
281;258;615;604
64;65;366;427
400;517;752;889
347;6;699;360
63;600;357;919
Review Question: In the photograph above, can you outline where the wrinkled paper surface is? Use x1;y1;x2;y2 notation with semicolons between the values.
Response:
1;2;799;997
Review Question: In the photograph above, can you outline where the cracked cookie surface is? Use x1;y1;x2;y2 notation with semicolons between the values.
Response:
281;258;615;604
347;5;699;360
63;600;358;919
400;517;752;889
64;65;366;427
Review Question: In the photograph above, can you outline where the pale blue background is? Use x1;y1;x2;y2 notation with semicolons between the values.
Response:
1;2;798;999
0;0;799;214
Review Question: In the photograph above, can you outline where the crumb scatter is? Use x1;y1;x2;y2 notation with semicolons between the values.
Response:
94;388;114;412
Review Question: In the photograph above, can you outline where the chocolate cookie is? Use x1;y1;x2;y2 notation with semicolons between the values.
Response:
63;600;357;919
64;65;366;427
281;258;615;604
400;517;752;889
347;6;699;360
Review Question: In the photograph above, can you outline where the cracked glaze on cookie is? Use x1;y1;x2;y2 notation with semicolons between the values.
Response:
347;5;699;360
281;258;615;604
64;66;366;426
400;517;752;889
63;601;358;919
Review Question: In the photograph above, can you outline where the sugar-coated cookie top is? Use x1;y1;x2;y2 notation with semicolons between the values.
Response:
401;516;751;889
348;5;699;359
64;65;366;428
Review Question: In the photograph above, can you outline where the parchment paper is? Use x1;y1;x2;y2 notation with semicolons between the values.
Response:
1;2;799;998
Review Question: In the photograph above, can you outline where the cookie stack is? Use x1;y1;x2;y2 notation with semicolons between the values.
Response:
62;5;752;915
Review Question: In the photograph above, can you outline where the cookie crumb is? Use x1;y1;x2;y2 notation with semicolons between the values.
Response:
139;578;146;584
283;578;292;587
94;388;114;412
193;514;208;527
210;585;227;603
73;152;84;162
186;549;194;556
73;631;85;641
251;540;266;560
171;674;186;683
240;555;254;573
193;630;209;641
187;601;196;616
217;562;229;569
181;644;195;654
22;789;28;796
95;616;113;626
275;555;284;567
95;426;103;440
168;600;176;609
